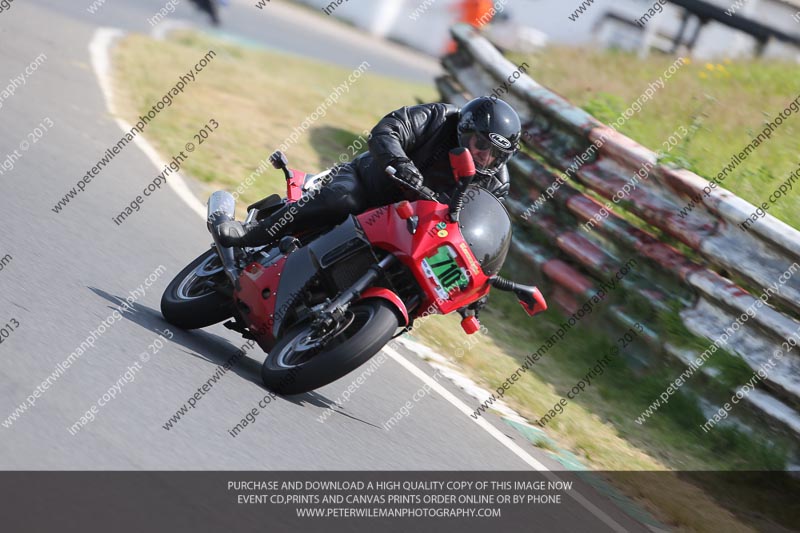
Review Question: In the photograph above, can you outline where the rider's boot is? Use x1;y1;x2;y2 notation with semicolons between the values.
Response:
215;183;362;248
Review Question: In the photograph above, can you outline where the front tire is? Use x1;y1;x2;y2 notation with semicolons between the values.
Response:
161;249;233;329
261;299;399;394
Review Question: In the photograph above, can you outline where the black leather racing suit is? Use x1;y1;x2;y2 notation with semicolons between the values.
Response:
356;102;510;205
237;103;511;246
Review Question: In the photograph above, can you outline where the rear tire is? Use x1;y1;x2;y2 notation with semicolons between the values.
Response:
261;299;399;394
161;249;233;329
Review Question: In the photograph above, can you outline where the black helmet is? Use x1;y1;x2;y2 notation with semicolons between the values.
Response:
457;97;521;177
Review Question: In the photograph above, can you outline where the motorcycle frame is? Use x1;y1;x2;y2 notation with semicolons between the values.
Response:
231;165;492;353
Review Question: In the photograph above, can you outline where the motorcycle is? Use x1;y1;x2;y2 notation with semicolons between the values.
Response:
161;148;547;394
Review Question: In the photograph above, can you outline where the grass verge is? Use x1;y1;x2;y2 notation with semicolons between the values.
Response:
112;31;437;209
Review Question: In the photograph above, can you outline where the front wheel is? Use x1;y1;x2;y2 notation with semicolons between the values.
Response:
161;249;234;329
261;299;399;394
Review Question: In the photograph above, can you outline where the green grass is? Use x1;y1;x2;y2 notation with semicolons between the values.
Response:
112;31;797;531
112;31;437;210
414;263;793;530
451;264;786;472
508;47;800;230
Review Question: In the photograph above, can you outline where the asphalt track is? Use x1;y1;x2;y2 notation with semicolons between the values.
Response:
0;1;649;530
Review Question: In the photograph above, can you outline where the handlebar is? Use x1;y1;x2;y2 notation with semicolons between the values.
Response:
385;148;477;220
385;165;439;202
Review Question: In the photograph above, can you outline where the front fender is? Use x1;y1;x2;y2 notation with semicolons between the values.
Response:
359;287;409;326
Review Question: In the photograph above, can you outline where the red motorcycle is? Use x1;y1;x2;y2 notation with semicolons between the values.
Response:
161;148;547;394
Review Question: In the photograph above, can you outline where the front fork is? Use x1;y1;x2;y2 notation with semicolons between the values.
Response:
310;254;397;331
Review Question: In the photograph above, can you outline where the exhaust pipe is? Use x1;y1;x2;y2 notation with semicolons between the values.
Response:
206;191;240;285
207;191;236;231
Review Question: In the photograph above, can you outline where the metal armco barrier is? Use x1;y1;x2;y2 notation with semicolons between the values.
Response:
438;24;800;443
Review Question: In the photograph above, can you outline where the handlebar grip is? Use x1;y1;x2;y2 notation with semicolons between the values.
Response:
384;166;438;202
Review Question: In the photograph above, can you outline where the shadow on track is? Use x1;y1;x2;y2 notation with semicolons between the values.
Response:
83;286;396;425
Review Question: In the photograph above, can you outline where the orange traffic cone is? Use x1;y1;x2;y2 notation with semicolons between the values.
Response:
446;0;496;53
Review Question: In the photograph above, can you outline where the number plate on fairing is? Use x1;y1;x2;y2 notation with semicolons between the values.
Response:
421;245;469;299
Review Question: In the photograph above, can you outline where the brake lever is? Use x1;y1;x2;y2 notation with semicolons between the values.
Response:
385;166;439;202
416;185;439;202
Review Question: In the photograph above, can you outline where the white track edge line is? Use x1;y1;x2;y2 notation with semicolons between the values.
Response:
89;27;206;220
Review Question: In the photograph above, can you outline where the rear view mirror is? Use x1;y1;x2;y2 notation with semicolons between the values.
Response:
490;276;548;317
516;285;547;317
449;147;476;182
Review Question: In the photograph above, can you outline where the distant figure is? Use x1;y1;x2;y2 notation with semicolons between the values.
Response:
446;0;496;52
188;0;220;25
459;0;495;28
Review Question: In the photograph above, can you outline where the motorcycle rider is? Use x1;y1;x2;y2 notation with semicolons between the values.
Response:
215;96;522;248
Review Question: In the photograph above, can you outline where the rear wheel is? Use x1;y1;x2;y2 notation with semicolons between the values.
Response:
161;249;233;329
261;299;399;394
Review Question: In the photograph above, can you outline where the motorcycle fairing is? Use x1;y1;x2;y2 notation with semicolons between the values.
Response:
235;255;287;352
238;216;374;343
357;200;492;316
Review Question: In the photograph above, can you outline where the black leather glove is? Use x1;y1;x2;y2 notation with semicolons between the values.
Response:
393;160;424;190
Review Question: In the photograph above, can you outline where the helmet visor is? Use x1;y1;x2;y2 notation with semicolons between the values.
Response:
460;131;515;176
